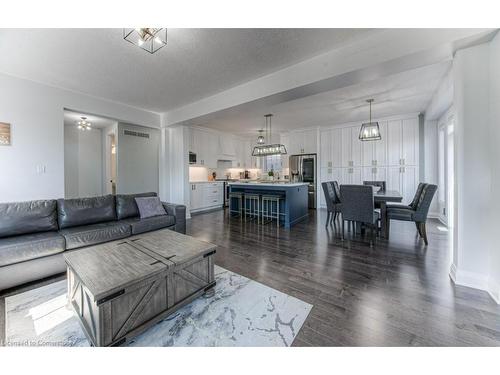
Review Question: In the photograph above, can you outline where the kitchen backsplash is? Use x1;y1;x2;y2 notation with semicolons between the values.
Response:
189;165;261;181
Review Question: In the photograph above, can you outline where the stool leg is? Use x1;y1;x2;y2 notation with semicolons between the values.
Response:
277;200;280;226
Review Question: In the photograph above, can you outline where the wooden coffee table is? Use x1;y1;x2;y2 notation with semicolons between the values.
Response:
63;228;216;346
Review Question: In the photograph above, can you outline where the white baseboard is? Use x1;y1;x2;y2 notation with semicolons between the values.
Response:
428;212;447;226
449;263;500;304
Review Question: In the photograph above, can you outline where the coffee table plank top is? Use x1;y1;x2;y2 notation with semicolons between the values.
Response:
64;241;167;301
128;229;217;265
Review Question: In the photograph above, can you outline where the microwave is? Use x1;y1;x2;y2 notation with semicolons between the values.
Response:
189;152;197;164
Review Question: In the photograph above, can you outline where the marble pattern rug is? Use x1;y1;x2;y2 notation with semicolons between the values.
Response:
5;266;312;347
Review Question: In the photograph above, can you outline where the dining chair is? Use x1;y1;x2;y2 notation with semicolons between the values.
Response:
321;181;341;227
386;182;425;210
386;184;437;245
339;184;379;247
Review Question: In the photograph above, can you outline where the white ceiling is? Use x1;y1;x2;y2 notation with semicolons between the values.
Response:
63;110;117;129
0;28;375;113
190;61;452;137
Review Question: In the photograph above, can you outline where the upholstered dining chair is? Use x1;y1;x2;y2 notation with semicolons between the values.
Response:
339;184;379;247
321;181;341;227
386;183;437;245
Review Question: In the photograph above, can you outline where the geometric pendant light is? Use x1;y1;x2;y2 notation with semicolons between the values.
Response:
359;99;381;141
123;28;167;54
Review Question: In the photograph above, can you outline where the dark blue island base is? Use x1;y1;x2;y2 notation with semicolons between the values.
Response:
228;182;309;229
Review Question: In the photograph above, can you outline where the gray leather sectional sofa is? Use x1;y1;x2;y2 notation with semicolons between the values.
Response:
0;192;186;291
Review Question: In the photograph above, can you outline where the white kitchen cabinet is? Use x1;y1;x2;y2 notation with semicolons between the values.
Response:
219;134;236;157
401;166;418;203
362;166;387;183
189;183;203;211
320;128;342;169
288;129;317;155
402;118;418;166
341;127;362;167
190;129;218;168
387;166;418;204
280;134;290;170
362;121;387;167
342;167;362;185
374;121;388;166
190;182;224;213
387;119;418;168
387;120;403;166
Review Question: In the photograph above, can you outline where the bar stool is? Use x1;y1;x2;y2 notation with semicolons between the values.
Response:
244;193;261;223
229;192;244;218
261;194;284;226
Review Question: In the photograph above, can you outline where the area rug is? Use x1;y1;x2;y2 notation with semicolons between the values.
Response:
5;266;312;347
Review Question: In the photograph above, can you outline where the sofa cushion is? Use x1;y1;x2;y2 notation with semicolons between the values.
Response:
0;200;58;238
0;231;65;267
57;195;116;229
59;222;131;250
135;196;167;219
115;192;157;220
124;215;175;235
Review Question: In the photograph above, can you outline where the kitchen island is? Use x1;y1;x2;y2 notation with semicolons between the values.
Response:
228;182;309;229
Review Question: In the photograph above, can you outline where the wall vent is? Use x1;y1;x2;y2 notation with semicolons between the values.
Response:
123;129;150;139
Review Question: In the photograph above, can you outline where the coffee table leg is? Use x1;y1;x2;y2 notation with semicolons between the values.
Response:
380;201;387;239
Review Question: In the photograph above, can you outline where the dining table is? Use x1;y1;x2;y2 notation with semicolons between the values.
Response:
374;189;403;238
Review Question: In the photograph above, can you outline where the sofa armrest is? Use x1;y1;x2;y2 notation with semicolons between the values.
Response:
162;202;186;234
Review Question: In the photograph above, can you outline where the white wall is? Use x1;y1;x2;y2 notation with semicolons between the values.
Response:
451;38;500;303
116;123;160;195
487;33;500;302
64;125;103;198
0;73;160;203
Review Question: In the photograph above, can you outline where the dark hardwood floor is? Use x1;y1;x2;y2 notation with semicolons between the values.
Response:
187;208;500;346
1;208;499;346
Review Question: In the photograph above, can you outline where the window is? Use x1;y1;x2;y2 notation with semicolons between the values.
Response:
264;155;282;173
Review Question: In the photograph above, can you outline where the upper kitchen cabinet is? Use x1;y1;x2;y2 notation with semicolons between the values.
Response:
362;121;387;167
320;128;342;168
341;127;362;167
219;134;236;157
189;128;218;168
287;128;317;155
387;118;419;167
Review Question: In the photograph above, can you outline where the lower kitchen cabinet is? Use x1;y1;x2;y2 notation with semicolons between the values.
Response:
190;182;224;213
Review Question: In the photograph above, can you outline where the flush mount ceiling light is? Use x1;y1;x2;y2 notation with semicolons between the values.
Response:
252;114;287;157
123;28;167;54
359;99;381;141
76;117;91;131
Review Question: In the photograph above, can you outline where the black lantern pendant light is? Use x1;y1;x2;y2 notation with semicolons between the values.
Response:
359;99;381;141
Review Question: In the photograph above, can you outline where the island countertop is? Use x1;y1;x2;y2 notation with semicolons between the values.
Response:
228;182;309;188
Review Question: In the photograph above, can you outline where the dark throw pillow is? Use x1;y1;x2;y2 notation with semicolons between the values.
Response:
135;197;167;219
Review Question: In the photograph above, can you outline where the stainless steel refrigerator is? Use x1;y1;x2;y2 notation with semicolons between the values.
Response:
289;154;317;209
